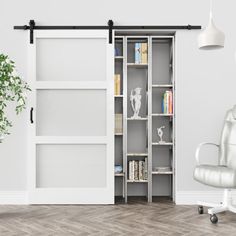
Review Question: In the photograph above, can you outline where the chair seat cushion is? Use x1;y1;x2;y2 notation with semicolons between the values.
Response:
194;165;236;188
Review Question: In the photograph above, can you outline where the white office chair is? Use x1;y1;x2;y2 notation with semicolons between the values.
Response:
194;105;236;224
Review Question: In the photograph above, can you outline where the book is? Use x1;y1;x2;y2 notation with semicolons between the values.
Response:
114;74;121;95
162;92;167;113
129;160;135;180
169;91;173;114
139;161;144;180
162;90;173;114
135;43;141;64
141;43;148;64
129;161;132;180
144;157;148;180
166;91;169;114
134;161;139;180
162;95;164;114
131;161;134;180
167;91;173;114
115;114;123;134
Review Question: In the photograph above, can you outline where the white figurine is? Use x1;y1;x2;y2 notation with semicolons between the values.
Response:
130;87;142;119
157;126;165;143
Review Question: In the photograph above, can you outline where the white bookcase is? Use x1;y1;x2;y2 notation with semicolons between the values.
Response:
114;33;175;203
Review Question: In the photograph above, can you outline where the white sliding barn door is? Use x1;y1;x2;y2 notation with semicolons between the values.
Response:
28;30;114;204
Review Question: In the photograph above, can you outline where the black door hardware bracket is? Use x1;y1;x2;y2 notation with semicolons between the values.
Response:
29;20;35;44
108;20;114;44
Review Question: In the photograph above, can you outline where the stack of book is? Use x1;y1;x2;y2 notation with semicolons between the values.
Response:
115;114;123;134
128;158;148;181
135;43;148;64
162;90;173;114
114;74;121;95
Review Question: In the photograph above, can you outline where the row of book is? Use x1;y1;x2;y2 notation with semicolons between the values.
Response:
114;74;121;95
135;43;148;64
162;90;173;114
129;158;148;181
115;114;123;134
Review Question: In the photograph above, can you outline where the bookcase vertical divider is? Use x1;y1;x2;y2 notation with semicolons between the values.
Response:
123;36;128;203
171;37;176;202
148;36;152;202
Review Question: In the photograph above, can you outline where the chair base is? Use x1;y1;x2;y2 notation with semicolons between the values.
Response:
197;189;236;223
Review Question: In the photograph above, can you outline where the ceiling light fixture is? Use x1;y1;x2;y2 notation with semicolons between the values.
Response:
198;0;225;49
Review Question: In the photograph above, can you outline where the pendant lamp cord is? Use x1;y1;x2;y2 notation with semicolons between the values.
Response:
210;0;213;19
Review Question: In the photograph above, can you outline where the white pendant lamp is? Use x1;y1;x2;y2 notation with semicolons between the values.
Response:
198;0;225;49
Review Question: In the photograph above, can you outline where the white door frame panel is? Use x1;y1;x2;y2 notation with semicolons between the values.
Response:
28;30;114;204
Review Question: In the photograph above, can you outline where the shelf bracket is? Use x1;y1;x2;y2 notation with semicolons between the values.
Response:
29;20;35;44
108;19;113;44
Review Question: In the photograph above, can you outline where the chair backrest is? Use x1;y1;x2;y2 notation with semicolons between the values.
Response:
219;105;236;169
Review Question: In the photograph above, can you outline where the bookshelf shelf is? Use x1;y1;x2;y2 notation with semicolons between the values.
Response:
152;113;173;117
115;56;124;60
114;95;123;98
152;84;173;88
152;171;173;175
115;133;123;136
127;180;148;183
127;117;148;121
127;153;148;157
115;173;125;177
127;63;148;68
152;142;173;146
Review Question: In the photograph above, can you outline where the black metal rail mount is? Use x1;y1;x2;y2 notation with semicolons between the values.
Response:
14;19;202;44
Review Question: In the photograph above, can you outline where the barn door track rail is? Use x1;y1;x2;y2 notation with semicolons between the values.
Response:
14;19;202;44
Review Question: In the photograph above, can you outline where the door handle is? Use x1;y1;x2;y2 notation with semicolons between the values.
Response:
30;107;34;124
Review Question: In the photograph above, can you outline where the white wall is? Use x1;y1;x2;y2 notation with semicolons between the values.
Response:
0;0;236;200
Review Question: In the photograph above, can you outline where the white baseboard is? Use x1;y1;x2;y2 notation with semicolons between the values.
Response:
176;190;236;205
1;190;236;205
0;191;28;204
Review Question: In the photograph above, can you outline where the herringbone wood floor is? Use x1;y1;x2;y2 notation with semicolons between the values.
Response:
0;198;236;236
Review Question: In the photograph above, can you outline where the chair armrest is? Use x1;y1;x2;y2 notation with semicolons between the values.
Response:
195;142;219;165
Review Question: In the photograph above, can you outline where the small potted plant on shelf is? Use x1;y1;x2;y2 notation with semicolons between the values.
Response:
0;53;30;142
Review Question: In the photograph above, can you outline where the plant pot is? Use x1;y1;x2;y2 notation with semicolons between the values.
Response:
0;135;4;143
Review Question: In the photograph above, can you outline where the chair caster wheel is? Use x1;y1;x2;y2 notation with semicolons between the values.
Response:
210;214;218;224
198;206;204;214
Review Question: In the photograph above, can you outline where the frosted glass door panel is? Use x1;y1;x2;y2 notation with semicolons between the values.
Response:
36;90;106;136
36;38;106;81
36;144;106;188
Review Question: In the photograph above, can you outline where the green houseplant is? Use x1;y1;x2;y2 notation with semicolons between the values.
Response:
0;53;30;142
